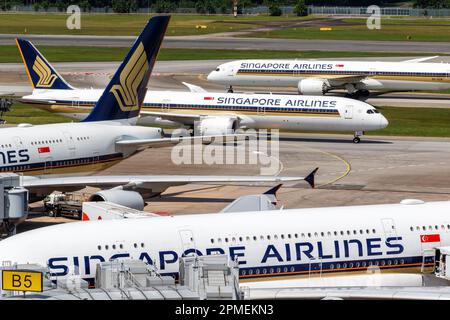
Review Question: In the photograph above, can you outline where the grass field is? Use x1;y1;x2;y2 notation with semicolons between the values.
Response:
369;106;450;137
0;45;440;63
5;103;450;138
3;103;72;125
249;17;450;42
0;13;311;36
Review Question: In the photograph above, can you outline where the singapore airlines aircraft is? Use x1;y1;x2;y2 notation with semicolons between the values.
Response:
0;17;312;204
206;58;450;96
14;39;388;143
0;198;447;287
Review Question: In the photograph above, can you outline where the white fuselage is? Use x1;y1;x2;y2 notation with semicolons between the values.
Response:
207;59;450;92
0;201;448;283
0;121;162;175
23;89;388;132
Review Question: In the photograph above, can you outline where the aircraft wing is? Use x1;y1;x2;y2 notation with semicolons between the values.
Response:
323;75;368;86
402;56;438;63
21;173;314;195
139;110;202;125
116;134;247;149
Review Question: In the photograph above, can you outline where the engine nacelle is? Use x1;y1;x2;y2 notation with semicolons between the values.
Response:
194;117;237;136
89;190;145;211
298;79;329;95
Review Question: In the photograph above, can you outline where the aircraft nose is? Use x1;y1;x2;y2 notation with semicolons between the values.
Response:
380;115;389;128
206;71;215;81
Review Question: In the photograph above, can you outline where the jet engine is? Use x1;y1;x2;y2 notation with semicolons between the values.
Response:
194;117;238;136
298;79;329;95
89;190;145;211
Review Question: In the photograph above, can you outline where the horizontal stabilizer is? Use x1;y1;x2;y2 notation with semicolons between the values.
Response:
182;82;208;93
304;167;319;189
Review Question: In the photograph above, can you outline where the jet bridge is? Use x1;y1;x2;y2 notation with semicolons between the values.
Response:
0;173;28;237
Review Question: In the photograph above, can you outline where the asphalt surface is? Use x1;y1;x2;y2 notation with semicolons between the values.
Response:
19;133;450;232
2;33;450;53
2;59;450;107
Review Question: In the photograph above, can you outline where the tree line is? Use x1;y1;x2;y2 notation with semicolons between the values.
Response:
1;0;446;13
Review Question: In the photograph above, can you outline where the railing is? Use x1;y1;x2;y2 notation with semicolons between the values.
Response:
3;5;450;17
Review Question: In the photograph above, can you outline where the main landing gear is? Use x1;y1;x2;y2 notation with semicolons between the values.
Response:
227;86;234;93
353;131;364;144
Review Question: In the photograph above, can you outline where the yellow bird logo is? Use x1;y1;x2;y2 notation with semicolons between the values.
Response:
110;42;148;112
32;56;58;88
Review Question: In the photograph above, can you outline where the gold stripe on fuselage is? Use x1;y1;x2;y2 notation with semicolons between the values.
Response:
239;263;430;283
31;104;341;118
237;71;450;83
6;159;122;176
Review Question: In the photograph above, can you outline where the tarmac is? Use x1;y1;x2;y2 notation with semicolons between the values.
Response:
18;133;450;233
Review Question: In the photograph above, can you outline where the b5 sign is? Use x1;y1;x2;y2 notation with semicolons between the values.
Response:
2;270;43;292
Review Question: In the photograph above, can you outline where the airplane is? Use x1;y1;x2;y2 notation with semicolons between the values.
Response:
0;193;447;288
13;39;388;143
0;17;314;207
206;57;450;97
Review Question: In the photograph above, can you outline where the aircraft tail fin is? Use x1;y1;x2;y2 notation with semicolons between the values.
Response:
15;38;74;90
82;15;170;123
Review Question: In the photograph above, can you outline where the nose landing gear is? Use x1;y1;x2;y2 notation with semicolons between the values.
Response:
353;131;364;144
227;86;234;93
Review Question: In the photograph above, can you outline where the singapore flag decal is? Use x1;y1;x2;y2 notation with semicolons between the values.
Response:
420;234;440;243
38;146;50;153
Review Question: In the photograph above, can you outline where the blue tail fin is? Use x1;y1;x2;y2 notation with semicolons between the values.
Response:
16;38;74;90
82;15;170;123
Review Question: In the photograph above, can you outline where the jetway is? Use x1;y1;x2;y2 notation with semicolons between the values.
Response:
0;173;28;237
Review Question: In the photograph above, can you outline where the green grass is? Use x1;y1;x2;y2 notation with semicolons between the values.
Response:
369;106;450;137
249;17;450;42
0;13;311;36
4;103;72;125
4;104;450;138
0;45;442;63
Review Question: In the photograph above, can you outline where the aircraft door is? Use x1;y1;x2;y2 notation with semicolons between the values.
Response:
257;105;266;115
178;229;196;257
381;218;397;238
44;156;53;174
344;105;353;119
308;257;323;279
62;131;76;157
161;99;171;111
92;151;100;165
13;136;24;149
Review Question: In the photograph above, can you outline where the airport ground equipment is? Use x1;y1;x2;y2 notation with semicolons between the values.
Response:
434;247;450;281
0;255;241;300
43;192;90;219
0;173;28;237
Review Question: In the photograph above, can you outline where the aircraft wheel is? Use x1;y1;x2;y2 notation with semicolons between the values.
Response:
227;86;234;93
353;137;361;144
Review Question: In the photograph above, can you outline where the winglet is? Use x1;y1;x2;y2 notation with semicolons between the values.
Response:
263;184;282;196
82;15;170;123
304;167;319;189
15;38;74;90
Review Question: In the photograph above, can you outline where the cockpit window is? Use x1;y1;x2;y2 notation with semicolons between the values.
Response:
373;109;380;114
215;68;220;72
367;110;374;114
